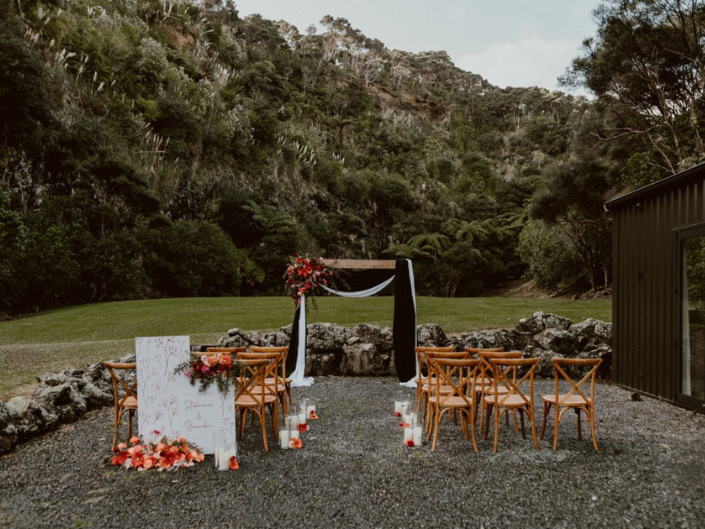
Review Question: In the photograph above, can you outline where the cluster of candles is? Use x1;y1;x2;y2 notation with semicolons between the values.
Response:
213;434;237;471
279;398;317;449
394;399;424;447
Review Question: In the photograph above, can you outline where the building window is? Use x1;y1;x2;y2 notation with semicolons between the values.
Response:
681;230;705;402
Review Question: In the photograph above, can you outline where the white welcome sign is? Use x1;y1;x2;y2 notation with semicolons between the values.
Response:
135;336;236;454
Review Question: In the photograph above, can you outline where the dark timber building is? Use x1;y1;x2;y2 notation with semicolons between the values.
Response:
605;163;705;412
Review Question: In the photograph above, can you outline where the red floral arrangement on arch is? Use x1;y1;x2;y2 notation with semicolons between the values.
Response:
285;254;335;307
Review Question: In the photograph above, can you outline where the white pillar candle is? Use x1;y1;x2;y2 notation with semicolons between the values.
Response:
214;447;220;468
403;414;411;425
404;427;413;441
401;401;410;415
413;426;423;446
290;429;300;439
280;429;290;449
394;401;402;414
298;412;307;424
218;448;229;471
288;416;298;429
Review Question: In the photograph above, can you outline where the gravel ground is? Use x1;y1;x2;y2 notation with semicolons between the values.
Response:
1;377;704;528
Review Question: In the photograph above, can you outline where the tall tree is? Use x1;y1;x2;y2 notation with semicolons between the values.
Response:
563;0;705;178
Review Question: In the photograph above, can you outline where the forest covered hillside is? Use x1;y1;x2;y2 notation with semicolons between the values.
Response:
1;0;703;314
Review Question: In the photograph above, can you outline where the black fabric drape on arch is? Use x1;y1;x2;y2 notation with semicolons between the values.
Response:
393;259;416;382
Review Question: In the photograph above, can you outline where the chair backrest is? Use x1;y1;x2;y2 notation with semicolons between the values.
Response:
206;347;247;354
234;358;270;402
415;346;456;377
489;358;540;406
551;358;602;406
465;347;504;355
476;350;522;382
424;351;470;360
247;346;288;381
238;351;282;389
103;362;137;408
427;357;482;407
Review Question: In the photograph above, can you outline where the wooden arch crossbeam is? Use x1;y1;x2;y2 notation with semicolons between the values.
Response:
325;259;396;270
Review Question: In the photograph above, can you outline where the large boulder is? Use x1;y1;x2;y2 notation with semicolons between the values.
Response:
518;311;572;334
5;397;60;438
351;324;393;354
218;328;261;348
0;403;16;454
417;324;447;347
463;329;518;351
594;321;612;345
307;323;351;352
534;329;580;356
34;383;87;423
340;343;389;376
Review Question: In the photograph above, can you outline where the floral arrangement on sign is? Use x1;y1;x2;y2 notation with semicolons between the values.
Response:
110;435;205;471
284;254;336;308
174;353;243;394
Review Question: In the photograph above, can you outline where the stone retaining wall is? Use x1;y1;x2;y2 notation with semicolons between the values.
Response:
0;312;611;455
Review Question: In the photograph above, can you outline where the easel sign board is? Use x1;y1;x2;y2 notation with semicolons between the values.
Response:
135;336;236;454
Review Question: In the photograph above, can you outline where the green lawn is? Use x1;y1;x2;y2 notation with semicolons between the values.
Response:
0;296;611;397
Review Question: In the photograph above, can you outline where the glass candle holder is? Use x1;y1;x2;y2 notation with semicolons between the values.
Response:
306;399;317;420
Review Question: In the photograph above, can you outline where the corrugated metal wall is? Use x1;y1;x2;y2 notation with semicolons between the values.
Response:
612;174;705;403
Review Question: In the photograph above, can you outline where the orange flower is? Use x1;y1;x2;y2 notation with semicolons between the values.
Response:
193;452;205;463
288;438;303;449
177;437;186;444
156;442;166;453
298;423;308;433
129;436;141;445
229;457;240;470
131;455;145;468
117;452;129;465
310;410;319;420
117;442;127;450
405;439;415;448
142;456;157;470
128;445;143;457
399;422;410;428
222;355;233;366
110;456;120;466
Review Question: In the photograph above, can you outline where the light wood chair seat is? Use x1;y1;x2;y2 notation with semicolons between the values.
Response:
542;394;590;406
484;394;529;408
235;394;278;407
122;396;138;409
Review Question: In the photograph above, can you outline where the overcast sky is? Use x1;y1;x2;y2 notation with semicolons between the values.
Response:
233;0;601;95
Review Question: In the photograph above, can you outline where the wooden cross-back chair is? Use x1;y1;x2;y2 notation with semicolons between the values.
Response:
234;358;278;452
484;357;541;452
476;350;522;434
249;346;292;411
414;346;456;415
540;358;603;451
238;349;288;415
426;357;482;452
103;362;138;450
